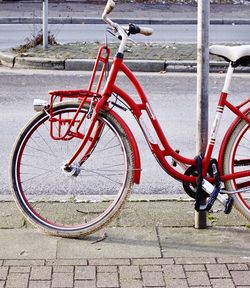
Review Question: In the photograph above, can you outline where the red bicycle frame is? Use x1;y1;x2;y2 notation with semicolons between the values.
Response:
93;49;250;185
50;45;250;186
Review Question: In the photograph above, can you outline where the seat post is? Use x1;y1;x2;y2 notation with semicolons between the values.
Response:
222;63;234;94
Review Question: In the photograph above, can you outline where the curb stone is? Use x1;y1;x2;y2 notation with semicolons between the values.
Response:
65;58;95;71
1;51;250;72
0;51;15;68
1;17;250;25
14;56;65;70
66;59;165;72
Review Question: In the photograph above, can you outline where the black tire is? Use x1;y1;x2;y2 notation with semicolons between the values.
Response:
9;102;134;237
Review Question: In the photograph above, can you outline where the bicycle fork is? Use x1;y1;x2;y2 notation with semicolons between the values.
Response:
63;97;107;173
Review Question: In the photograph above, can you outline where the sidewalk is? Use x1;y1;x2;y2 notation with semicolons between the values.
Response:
0;199;249;287
0;228;249;288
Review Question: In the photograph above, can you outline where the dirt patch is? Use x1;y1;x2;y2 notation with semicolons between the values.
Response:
15;41;224;62
14;42;195;60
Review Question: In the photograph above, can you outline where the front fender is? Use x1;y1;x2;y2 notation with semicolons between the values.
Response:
107;108;141;184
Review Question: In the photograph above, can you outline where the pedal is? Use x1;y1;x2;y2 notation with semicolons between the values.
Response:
224;197;234;214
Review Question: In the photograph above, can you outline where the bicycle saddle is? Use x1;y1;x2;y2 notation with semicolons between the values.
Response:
209;45;250;66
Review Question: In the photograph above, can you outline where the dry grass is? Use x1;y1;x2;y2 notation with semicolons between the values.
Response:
13;30;58;54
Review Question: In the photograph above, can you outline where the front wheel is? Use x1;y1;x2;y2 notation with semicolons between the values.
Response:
9;103;134;237
222;111;250;221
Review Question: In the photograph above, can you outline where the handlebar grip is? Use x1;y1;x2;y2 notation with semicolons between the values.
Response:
139;27;154;36
102;0;116;19
125;24;154;36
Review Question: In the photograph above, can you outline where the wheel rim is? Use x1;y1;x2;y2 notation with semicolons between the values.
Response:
13;107;130;233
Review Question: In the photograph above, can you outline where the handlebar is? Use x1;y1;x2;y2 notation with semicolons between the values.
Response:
102;0;153;37
102;0;116;19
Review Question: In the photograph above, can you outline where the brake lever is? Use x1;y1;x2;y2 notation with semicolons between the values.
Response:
106;28;123;40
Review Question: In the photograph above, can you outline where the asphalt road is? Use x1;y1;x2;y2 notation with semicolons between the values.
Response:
1;68;250;197
0;23;250;49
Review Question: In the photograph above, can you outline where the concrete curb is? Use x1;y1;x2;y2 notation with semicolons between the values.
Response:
14;56;65;70
1;51;250;72
1;17;250;25
0;51;15;68
65;59;164;72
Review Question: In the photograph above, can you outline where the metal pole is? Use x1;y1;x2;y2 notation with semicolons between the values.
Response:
43;0;48;49
195;0;210;229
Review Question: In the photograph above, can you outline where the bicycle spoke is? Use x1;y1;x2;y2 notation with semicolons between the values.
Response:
80;167;123;185
21;167;59;184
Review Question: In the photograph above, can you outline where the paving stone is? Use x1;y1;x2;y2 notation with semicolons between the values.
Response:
0;281;4;288
4;260;45;266
0;230;57;259
217;256;250;264
141;265;162;272
5;273;29;288
74;280;96;288
0;202;25;229
52;272;74;288
120;265;141;279
120;279;143;288
210;278;235;288
142;271;165;287
53;266;74;273
30;266;52;280
75;266;96;280
89;259;130;266
231;270;250;286
144;287;165;288
132;258;173;265
29;280;51;288
47;259;87;266
97;272;119;287
206;264;231;278
160;227;250;258
227;263;249;270
163;265;185;278
175;257;216;264
9;266;30;273
97;265;117;273
0;267;8;280
184;264;205;271
164;278;189;288
186;271;211;286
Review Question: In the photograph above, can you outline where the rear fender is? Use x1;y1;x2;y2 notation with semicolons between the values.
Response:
218;107;250;174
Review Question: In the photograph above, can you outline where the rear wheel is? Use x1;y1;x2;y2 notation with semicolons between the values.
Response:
10;103;134;237
222;112;250;221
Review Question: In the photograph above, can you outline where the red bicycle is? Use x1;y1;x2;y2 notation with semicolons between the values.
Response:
10;0;250;237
